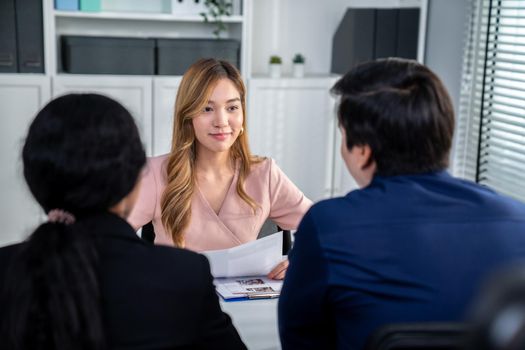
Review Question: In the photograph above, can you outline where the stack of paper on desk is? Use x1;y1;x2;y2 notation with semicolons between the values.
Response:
202;232;284;300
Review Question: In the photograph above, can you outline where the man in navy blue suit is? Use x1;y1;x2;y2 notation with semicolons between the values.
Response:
278;58;525;350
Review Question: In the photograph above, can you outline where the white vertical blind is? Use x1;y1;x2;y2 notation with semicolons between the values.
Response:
454;0;525;202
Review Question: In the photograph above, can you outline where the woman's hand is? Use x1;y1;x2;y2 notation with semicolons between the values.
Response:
267;258;289;280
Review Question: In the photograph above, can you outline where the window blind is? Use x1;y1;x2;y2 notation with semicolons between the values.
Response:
454;0;525;202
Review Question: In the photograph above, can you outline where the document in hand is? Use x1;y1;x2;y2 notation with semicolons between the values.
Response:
202;231;283;278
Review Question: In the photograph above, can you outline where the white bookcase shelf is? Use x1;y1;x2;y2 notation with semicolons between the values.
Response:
54;10;244;23
45;0;251;76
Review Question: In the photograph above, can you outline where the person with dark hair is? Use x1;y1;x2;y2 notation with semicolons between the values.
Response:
278;58;525;350
0;93;246;350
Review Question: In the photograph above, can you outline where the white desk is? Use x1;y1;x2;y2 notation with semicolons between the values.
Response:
220;298;281;350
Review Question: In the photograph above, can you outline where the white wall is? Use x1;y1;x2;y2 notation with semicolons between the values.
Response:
424;0;470;171
425;0;469;118
279;0;351;74
252;0;351;75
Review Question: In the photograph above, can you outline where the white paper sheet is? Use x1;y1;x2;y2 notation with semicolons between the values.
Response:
203;232;283;278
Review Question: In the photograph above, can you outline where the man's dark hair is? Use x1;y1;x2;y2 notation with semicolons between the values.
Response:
331;58;455;176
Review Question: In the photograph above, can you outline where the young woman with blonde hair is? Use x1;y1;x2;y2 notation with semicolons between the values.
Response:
129;58;311;279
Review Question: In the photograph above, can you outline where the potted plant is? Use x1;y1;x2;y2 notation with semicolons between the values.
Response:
292;53;305;78
269;55;282;78
200;0;233;39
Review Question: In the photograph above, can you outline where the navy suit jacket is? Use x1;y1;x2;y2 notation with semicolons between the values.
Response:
0;213;246;350
278;171;525;350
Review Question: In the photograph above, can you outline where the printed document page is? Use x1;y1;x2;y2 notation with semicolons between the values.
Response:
203;231;283;278
215;277;283;300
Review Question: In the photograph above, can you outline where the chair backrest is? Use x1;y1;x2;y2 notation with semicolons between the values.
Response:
141;221;155;243
365;322;471;350
257;219;292;255
467;265;525;350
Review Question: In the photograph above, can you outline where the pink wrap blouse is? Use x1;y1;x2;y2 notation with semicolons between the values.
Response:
128;155;312;252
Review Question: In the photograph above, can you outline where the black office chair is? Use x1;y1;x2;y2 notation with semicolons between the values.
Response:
466;265;525;350
365;322;471;350
141;219;292;255
141;221;155;243
257;218;293;255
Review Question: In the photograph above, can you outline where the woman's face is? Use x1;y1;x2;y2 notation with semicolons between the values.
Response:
192;78;244;155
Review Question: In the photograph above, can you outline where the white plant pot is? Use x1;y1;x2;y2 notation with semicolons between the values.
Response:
292;63;305;78
269;63;281;78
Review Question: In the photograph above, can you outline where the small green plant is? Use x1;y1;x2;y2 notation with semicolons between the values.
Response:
292;53;305;64
201;0;233;39
269;55;282;64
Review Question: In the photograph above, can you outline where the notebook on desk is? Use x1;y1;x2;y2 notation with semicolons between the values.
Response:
214;276;282;301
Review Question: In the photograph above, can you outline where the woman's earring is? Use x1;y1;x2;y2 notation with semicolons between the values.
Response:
239;127;244;135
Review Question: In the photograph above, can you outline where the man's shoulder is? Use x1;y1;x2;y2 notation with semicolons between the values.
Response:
440;175;525;218
310;190;374;214
305;196;357;229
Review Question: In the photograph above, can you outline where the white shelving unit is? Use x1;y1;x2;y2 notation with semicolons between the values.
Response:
45;0;252;77
54;10;244;23
38;0;253;159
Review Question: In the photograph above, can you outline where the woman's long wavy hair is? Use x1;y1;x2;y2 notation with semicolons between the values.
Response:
1;94;146;350
161;58;262;247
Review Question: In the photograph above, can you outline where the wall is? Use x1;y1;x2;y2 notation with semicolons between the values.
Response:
251;0;341;75
424;0;470;171
424;0;469;117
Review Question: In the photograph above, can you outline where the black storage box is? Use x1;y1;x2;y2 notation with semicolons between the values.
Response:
156;38;240;75
61;36;155;75
331;8;419;74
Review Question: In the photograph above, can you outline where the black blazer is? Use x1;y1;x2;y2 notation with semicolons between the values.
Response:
0;213;246;350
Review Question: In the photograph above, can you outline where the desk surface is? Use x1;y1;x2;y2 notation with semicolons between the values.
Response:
221;298;280;350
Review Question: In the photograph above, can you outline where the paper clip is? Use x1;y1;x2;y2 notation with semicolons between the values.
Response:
247;293;280;300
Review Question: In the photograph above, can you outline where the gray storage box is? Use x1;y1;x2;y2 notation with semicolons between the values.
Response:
61;36;155;75
156;38;240;75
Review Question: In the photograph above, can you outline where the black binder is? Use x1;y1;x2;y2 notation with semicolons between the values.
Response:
0;0;18;73
331;9;375;74
15;0;45;73
374;9;398;60
397;8;420;59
